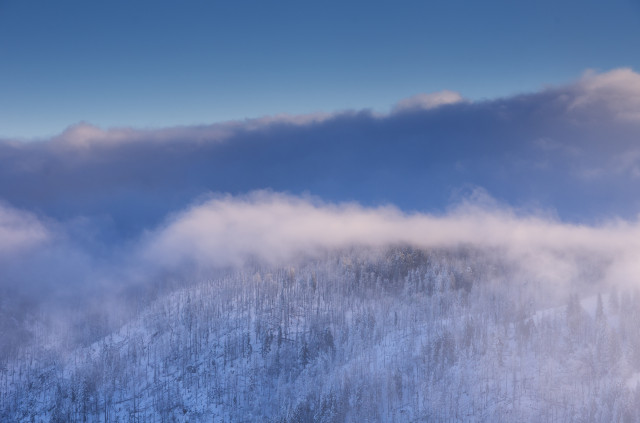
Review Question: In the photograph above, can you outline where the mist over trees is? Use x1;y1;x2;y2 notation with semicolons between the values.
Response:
2;69;640;421
2;246;639;422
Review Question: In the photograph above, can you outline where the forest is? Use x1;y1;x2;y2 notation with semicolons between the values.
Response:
2;245;639;422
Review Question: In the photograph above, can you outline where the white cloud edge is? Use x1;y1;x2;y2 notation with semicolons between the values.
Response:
4;190;640;294
138;191;640;288
0;203;51;256
22;67;633;149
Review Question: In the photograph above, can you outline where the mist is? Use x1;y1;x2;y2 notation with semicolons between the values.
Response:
4;190;640;420
1;189;638;333
3;69;640;421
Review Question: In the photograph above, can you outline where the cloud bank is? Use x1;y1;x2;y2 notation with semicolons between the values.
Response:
1;68;639;243
140;191;639;288
1;68;640;334
4;190;639;306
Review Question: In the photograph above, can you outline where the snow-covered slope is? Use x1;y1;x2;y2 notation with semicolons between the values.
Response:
2;247;640;422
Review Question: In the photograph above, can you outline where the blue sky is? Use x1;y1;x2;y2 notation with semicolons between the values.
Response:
1;0;639;138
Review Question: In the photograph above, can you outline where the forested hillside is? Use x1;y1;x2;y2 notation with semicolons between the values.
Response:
2;247;639;422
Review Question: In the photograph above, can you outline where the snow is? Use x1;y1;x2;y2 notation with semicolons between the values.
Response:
2;247;639;422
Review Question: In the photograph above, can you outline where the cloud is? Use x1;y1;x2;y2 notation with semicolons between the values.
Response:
50;112;336;149
3;188;640;353
0;203;50;256
140;191;640;290
570;68;640;121
0;68;639;243
392;90;465;113
3;67;640;355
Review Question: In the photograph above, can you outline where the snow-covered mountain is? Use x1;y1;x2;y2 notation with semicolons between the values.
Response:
2;246;639;422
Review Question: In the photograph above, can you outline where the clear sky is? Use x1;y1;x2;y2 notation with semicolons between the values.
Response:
1;0;639;138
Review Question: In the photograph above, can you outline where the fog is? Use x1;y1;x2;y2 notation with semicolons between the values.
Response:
143;191;632;282
3;69;640;421
1;68;640;341
1;190;638;316
5;190;640;420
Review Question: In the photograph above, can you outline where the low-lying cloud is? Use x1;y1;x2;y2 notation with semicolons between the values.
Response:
1;68;640;343
2;189;640;354
5;189;640;298
140;191;639;289
1;68;640;243
0;203;50;256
